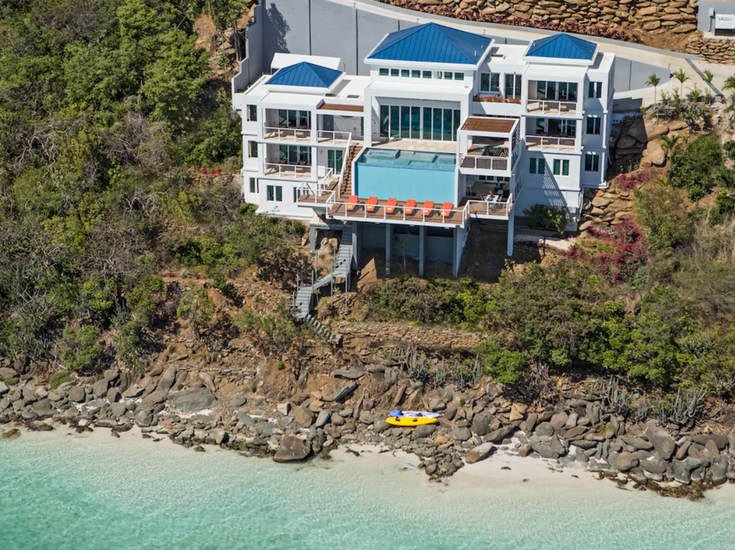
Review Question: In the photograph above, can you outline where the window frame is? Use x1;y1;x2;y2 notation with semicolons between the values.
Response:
586;116;601;135
585;153;600;172
247;105;257;122
249;141;258;158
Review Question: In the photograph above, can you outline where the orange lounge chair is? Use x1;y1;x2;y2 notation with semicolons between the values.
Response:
441;202;452;217
367;196;378;213
423;200;434;216
405;199;416;215
346;195;358;211
386;198;397;214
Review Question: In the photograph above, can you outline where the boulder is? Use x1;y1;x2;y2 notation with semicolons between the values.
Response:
693;434;728;451
617;135;639;149
509;403;527;422
230;394;247;408
68;386;86;403
616;451;639;472
550;412;568;432
621;436;653;451
332;369;365;380
106;387;121;404
564;413;578;429
452;427;472;442
293;405;315;428
711;456;729;482
415;424;437;439
534;422;554;437
373;416;390;433
122;385;144;399
518;443;532;457
157;364;177;392
0;367;17;380
257;421;275;436
525;413;537;433
0;382;8;396
92;378;109;398
198;372;217;393
550;434;567;457
465;442;495;464
564;426;588;440
171;387;219;411
277;403;290;416
110;403;127;418
529;438;559;459
626;119;648;143
135;409;153;427
673;460;691;484
315;410;331;428
273;436;311;462
332;382;358;403
646;140;667;167
471;410;493;436
235;410;255;427
484;425;515;443
644;119;669;141
640;457;667;475
645;423;675;460
141;390;168;407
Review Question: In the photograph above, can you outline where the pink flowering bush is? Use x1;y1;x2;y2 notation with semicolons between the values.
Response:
473;94;521;104
200;168;224;175
617;170;654;190
564;220;646;284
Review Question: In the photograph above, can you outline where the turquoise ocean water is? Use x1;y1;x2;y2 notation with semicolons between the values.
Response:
1;429;734;550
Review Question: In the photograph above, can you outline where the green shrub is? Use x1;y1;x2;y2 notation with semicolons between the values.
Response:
634;182;692;252
49;372;74;390
60;325;104;372
5;378;19;386
523;204;568;235
669;135;723;201
476;337;529;384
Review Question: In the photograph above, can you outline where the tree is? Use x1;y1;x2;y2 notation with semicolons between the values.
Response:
177;288;215;341
672;69;690;98
659;134;682;153
723;75;735;93
646;73;661;104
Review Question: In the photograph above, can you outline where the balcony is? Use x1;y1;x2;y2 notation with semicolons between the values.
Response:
264;126;312;143
264;163;313;179
526;100;578;116
460;152;509;172
324;194;514;227
525;135;576;152
295;169;339;205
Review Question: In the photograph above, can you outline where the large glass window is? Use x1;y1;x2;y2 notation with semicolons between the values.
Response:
505;74;522;99
454;73;464;81
379;68;389;76
481;73;490;93
327;149;343;175
480;73;500;93
423;107;432;139
432;108;442;141
587;116;601;135
247;105;257;121
443;109;453;141
589;82;602;99
380;106;389;138
278;109;310;128
249;177;256;193
279;145;311;164
390;106;399;138
266;185;282;202
585;153;600;172
553;159;570;176
411;107;420;139
400;106;410;138
249;141;258;158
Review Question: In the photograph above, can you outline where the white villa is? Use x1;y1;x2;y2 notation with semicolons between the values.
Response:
232;23;614;278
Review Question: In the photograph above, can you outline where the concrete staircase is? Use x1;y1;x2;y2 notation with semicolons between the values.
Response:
292;231;354;340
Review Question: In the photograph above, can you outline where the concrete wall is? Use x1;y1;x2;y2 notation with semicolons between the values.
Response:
698;1;735;33
235;0;670;94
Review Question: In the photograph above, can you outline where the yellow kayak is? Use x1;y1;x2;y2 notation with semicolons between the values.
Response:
386;416;438;427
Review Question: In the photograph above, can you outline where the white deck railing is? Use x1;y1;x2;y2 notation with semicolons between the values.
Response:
466;193;513;218
525;135;576;151
264;163;312;179
316;130;351;143
263;126;312;142
526;99;578;115
459;155;509;172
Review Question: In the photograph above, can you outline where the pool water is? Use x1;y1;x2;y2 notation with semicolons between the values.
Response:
357;148;456;170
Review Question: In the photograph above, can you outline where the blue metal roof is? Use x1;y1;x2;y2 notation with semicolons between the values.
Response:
526;34;597;61
368;23;491;65
267;62;342;88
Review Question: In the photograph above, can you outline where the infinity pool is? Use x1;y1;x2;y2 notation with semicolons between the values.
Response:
357;148;456;170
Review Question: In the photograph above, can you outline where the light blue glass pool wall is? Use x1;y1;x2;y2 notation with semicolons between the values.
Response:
354;149;456;204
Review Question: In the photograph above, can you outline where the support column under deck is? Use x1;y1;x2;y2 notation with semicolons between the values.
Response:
419;226;426;278
507;212;515;257
385;225;392;276
310;225;316;253
452;227;459;279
